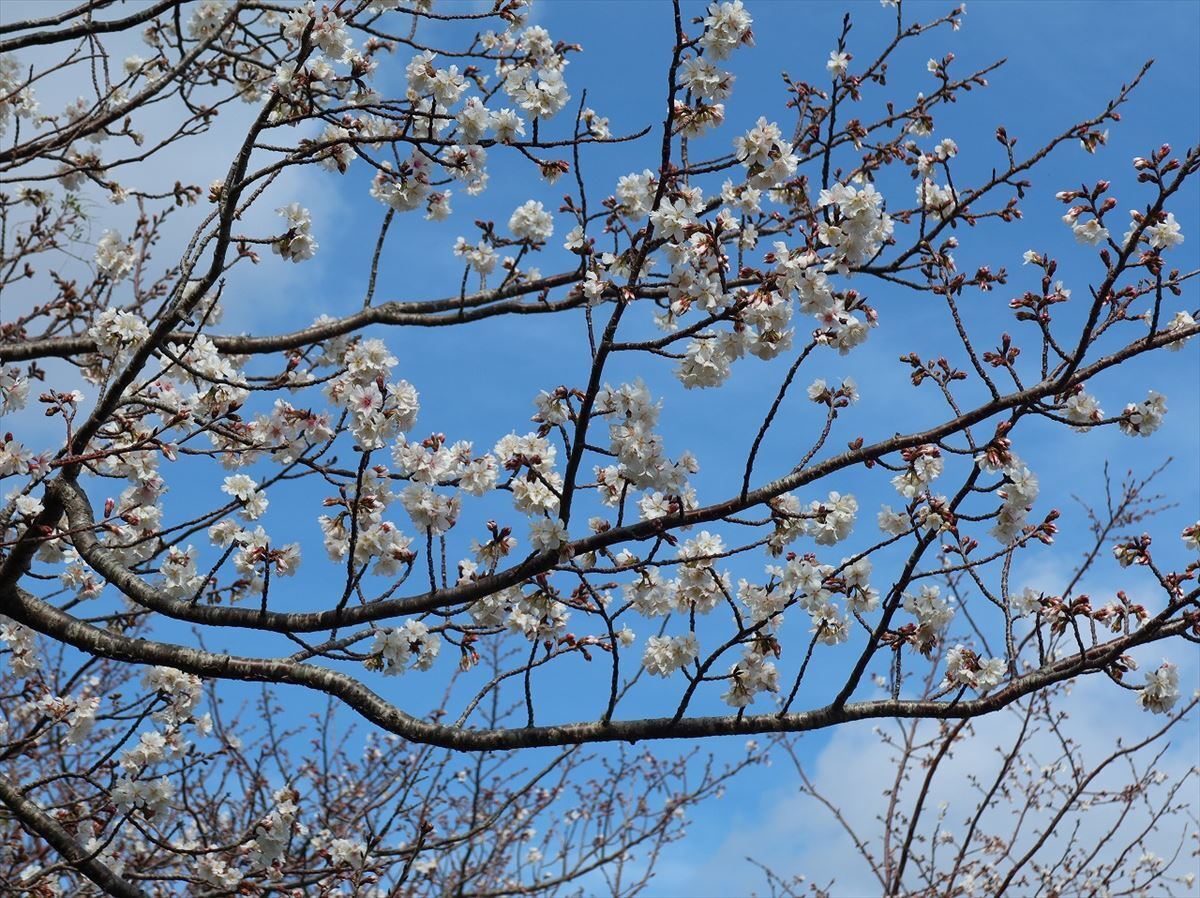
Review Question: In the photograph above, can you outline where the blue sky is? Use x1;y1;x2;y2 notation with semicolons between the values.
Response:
6;0;1200;893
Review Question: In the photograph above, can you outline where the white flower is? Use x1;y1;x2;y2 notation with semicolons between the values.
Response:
808;492;857;546
1071;218;1109;246
14;494;43;517
111;774;174;817
425;190;452;221
625;569;672;617
721;647;779;707
940;644;1005;691
649;197;697;243
984;455;1040;544
563;225;586;252
680;56;734;101
826;51;850;76
454;237;498;276
94;231;137;281
1145;212;1184;250
815;182;893;268
933;138;958;160
272;203;318;263
329;838;367;867
222;477;266;518
916;179;955;220
504;66;570;119
459;456;498;496
1124;210;1185;251
877;504;910;536
296;6;354;61
1137;661;1180;714
1164;310;1195;350
0;56;39;137
1118;391;1167;437
89;309;150;357
430;65;467;107
161;545;202;597
372;619;440;675
903;584;954;649
529;517;568;553
370;156;432;212
316;124;355;173
491;108;526;143
196;857;242;889
582;107;610;139
65;695;101;744
615;169;657;217
187;0;228;39
677;332;736;388
642;633;699;676
698;1;754;60
1064;388;1103;430
1183;522;1200;553
891;448;943;498
0;620;38;678
0;367;29;415
734;117;798;189
400;484;459;533
508;200;554;242
1012;587;1043;617
221;474;256;501
208;519;242;548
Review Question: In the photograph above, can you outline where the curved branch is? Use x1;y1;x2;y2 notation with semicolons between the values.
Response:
2;583;1192;752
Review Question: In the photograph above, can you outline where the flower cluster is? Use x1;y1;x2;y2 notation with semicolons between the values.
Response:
94;230;137;280
721;641;779;708
698;1;754;60
1063;385;1104;430
272;203;318;262
508;199;555;243
0;619;38;678
891;445;943;499
325;338;419;449
977;448;1041;544
1118;391;1167;437
676;2;751;133
0;54;39;138
370;620;441;675
88;308;150;358
734;118;798;190
248;787;305;875
903;585;955;652
466;573;571;638
209;522;302;599
916;178;956;220
816;183;894;269
940;645;1005;691
1165;310;1196;350
771;245;876;354
1124;210;1184;252
594;381;698;510
498;26;571;119
642;633;700;677
1137;661;1181;714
